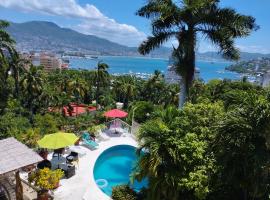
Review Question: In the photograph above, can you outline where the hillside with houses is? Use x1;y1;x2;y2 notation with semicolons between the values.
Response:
226;57;270;74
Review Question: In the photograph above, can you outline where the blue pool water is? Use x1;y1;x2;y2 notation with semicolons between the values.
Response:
93;145;147;196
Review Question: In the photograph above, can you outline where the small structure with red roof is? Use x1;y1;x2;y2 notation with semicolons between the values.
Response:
63;103;96;117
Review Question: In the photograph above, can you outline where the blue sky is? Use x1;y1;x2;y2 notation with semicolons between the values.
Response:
0;0;269;53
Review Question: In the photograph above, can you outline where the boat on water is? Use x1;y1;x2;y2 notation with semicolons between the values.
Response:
91;56;98;59
84;55;99;60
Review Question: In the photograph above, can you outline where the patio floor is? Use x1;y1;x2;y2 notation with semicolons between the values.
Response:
53;133;138;200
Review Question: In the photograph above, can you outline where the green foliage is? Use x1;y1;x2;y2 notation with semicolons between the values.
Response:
5;98;23;112
87;124;106;136
17;128;41;148
226;57;270;74
2;20;270;200
33;114;59;135
112;185;138;200
0;112;31;139
112;75;138;108
129;101;154;123
94;62;110;107
134;103;224;200
190;79;265;109
210;95;270;200
62;114;95;133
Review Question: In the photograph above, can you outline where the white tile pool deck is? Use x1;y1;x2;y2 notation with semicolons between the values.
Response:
53;134;138;200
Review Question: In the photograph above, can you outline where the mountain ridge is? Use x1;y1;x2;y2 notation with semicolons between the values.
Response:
5;20;270;60
6;20;171;57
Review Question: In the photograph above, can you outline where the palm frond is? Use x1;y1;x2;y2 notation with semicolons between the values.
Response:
136;0;175;19
0;20;10;29
138;31;175;55
202;28;240;60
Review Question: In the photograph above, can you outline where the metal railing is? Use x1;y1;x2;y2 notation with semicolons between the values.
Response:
104;118;132;135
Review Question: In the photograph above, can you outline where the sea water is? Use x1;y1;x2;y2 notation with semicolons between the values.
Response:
69;56;240;82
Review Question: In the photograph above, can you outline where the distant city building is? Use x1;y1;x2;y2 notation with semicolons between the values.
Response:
31;53;41;66
21;52;69;71
165;65;181;84
39;52;62;71
165;65;200;84
255;71;270;87
262;71;270;87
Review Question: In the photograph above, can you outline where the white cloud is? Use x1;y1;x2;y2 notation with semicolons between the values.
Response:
236;45;270;54
77;18;146;47
0;0;146;46
196;40;270;54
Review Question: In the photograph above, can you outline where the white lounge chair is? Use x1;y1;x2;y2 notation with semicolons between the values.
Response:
97;130;110;141
68;145;87;157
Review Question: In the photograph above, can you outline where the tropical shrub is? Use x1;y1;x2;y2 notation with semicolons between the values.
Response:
17;128;41;148
28;168;64;191
210;95;270;200
134;103;224;200
87;124;106;136
63;114;95;132
34;114;59;135
112;185;138;200
129;101;154;123
0;112;31;139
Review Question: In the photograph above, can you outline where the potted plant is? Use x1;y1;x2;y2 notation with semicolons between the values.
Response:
28;168;64;200
88;124;106;137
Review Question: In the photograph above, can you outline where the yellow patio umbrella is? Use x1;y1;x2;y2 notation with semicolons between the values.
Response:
37;132;79;149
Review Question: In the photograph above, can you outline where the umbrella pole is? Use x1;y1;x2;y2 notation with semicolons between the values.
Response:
114;118;116;133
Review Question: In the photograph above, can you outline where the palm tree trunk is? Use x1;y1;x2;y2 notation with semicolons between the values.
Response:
96;83;99;110
179;76;187;108
178;27;196;109
14;70;19;97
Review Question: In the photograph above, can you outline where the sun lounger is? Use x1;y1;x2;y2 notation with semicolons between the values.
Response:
68;145;87;157
82;132;99;149
97;130;110;141
82;138;99;149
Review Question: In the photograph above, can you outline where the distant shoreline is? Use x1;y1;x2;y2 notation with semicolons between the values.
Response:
67;55;233;64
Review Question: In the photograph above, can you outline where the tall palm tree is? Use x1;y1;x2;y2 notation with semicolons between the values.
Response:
8;53;27;97
0;20;19;109
0;20;16;58
134;118;179;200
68;77;87;103
137;0;257;108
20;65;44;120
94;62;109;108
213;95;270;200
113;75;137;108
144;70;166;103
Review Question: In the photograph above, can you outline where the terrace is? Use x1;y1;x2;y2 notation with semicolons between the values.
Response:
16;113;140;200
53;133;137;200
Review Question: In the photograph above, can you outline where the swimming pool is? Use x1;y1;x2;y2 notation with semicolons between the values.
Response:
93;145;147;196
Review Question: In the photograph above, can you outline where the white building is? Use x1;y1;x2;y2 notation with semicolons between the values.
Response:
165;65;200;84
27;52;68;71
165;65;181;84
262;71;270;87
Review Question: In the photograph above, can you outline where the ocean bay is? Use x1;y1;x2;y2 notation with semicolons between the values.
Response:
69;56;240;82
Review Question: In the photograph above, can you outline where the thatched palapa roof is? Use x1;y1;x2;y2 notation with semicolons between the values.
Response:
0;137;43;175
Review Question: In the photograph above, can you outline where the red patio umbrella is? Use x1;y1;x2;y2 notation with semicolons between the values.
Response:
104;109;128;118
